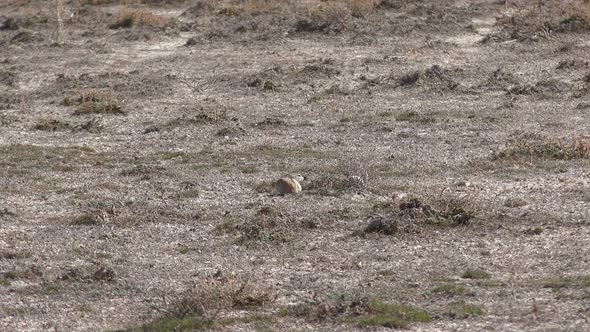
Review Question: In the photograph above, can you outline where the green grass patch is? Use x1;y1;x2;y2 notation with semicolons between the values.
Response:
356;300;431;329
124;314;214;332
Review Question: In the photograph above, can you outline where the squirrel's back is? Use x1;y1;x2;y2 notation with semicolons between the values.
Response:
275;176;302;195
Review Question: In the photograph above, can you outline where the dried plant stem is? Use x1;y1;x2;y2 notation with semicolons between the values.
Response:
55;0;64;44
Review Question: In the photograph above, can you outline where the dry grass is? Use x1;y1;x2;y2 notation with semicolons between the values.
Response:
4;0;590;331
69;89;125;115
110;6;169;28
494;132;590;161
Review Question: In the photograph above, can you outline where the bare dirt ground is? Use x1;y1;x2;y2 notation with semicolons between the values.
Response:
2;0;590;331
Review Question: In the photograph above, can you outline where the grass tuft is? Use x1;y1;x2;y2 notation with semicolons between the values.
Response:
356;300;431;329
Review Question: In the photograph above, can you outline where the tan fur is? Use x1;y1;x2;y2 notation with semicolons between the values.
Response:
275;175;303;195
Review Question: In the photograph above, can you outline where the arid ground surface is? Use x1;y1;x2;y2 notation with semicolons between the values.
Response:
1;0;590;331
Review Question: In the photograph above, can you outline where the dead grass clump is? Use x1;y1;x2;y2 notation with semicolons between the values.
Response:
70;89;125;115
305;172;354;196
461;269;491;280
493;132;590;161
425;195;476;226
395;110;437;123
359;194;477;235
109;7;170;29
280;293;369;321
218;5;241;17
165;108;228;129
235;215;293;245
399;65;460;91
295;3;349;34
0;250;31;260
254;180;275;194
280;295;430;329
1;265;42;282
253;116;286;128
71;212;101;226
490;1;590;42
134;273;273;331
349;0;379;18
507;78;571;97
33;119;71;132
539;275;590;289
363;214;398;235
0;144;96;173
445;301;484;319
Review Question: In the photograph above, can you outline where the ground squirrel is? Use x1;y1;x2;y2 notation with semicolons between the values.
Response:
275;174;304;195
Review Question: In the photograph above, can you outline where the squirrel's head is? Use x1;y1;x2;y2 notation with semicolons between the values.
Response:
291;174;304;183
